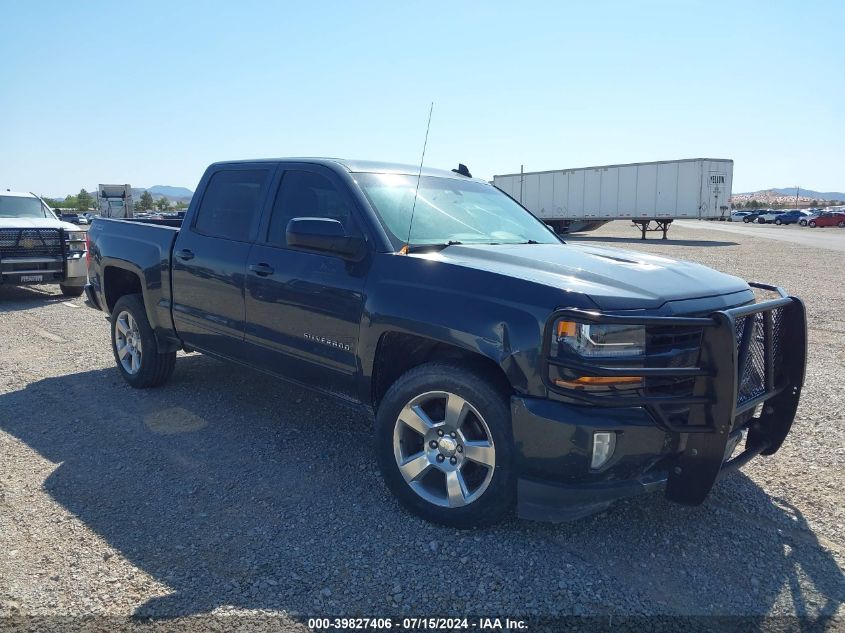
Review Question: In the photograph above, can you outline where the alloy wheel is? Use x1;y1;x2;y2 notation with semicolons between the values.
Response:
114;310;143;374
392;391;496;508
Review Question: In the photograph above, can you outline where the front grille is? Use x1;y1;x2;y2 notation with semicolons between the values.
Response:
642;305;786;427
735;306;784;406
543;286;802;438
645;324;704;427
0;229;63;258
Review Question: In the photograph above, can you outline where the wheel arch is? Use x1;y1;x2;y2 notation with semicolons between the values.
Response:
102;264;143;314
101;260;181;353
368;330;518;412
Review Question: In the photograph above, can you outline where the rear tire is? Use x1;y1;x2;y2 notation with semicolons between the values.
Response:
374;362;515;528
110;294;176;388
838;221;844;228
60;284;84;297
775;219;782;225
809;221;817;228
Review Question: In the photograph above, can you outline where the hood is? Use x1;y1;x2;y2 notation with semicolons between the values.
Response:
0;217;80;232
419;242;750;310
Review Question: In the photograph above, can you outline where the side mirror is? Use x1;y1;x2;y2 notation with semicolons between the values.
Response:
286;217;366;261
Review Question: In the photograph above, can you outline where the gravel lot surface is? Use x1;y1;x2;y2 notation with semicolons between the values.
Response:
1;221;843;630
675;219;845;253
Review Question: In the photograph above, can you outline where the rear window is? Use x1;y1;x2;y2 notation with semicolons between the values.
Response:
193;169;270;241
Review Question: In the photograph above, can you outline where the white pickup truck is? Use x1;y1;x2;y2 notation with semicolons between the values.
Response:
0;191;88;296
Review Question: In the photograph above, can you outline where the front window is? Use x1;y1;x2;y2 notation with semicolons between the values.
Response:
0;195;50;219
354;173;560;249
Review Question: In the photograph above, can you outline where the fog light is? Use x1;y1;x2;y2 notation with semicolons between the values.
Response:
591;432;616;470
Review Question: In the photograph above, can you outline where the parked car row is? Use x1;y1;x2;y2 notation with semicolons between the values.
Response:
729;209;845;228
133;211;186;220
59;212;88;225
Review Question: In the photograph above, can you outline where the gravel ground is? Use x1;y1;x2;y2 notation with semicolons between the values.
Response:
0;221;843;630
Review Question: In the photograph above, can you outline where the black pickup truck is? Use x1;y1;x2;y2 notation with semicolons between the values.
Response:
85;158;807;527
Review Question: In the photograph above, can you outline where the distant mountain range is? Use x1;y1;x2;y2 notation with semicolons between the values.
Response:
736;187;845;200
131;185;194;203
732;187;845;206
50;185;194;203
146;185;194;199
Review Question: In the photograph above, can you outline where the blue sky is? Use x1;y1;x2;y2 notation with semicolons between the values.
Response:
1;0;842;196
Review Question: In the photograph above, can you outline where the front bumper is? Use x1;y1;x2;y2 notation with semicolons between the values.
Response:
83;282;102;310
514;283;807;521
0;254;86;286
0;227;87;286
512;396;672;521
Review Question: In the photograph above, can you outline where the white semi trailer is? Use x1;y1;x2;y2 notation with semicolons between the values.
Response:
97;184;133;219
493;158;733;239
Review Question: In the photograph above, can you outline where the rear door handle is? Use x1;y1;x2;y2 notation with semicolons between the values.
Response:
176;249;195;261
249;263;275;276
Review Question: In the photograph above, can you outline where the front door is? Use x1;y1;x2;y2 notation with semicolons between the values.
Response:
171;165;274;359
244;165;369;401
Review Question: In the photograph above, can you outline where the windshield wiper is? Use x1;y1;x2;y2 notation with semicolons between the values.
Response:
406;240;463;253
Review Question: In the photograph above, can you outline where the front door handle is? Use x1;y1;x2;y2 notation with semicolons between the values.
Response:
176;249;195;261
249;262;275;277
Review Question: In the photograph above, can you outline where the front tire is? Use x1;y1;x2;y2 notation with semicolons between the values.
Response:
809;221;817;228
775;219;782;225
60;284;84;297
375;362;515;528
110;294;176;388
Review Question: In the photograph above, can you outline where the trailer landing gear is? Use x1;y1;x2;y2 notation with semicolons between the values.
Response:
633;219;672;240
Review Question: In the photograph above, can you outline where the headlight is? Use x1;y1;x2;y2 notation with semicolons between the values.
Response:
550;319;645;391
553;320;645;357
65;231;87;252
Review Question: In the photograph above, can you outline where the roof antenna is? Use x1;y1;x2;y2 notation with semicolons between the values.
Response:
401;101;434;255
451;163;472;178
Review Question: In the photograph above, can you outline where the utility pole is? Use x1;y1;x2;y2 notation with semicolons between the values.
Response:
519;164;524;203
796;185;799;209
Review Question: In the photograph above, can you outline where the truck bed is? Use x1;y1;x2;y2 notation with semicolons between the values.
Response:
112;217;184;228
86;217;183;344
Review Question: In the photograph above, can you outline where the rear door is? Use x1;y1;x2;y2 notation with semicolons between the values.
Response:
171;164;275;359
243;164;370;400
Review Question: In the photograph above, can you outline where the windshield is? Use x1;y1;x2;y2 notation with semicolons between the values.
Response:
354;173;560;248
0;195;50;219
